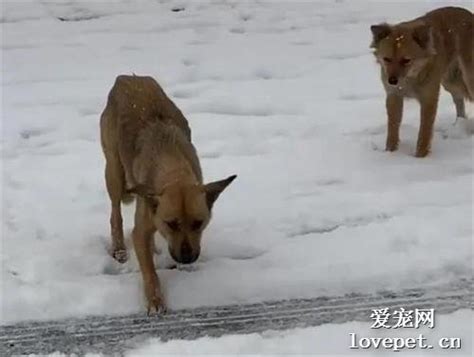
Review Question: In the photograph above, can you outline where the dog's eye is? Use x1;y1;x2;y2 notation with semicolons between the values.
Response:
400;58;411;65
191;220;203;231
165;220;180;232
383;57;392;63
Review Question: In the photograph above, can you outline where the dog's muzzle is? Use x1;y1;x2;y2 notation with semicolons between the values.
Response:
170;243;200;264
388;76;398;85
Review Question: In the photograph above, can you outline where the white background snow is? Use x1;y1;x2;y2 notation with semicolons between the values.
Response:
1;0;472;338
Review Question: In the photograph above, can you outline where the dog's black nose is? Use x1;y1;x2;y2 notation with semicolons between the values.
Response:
388;76;398;85
179;253;198;264
177;241;199;264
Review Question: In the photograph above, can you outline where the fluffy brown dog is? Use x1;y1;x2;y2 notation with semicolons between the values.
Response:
371;7;473;157
100;75;236;313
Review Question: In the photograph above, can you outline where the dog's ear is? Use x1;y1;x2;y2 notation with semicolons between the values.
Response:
128;184;159;211
204;175;237;210
370;23;391;47
412;23;434;52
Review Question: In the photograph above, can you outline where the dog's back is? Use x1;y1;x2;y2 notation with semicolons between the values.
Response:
423;7;473;65
100;75;196;189
102;75;191;144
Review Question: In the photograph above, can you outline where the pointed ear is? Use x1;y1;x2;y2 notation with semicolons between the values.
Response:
204;175;237;210
412;23;433;51
370;23;391;47
127;184;158;210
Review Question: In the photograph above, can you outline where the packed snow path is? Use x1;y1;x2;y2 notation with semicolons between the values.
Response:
1;278;472;355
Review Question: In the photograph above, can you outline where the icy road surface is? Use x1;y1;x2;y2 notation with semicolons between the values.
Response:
1;278;471;355
1;0;473;324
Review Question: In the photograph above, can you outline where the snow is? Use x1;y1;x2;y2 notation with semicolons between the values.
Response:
1;0;473;323
127;309;473;355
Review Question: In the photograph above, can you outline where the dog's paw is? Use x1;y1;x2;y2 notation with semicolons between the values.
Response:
145;283;167;316
112;249;128;263
415;148;430;158
146;293;167;316
385;143;399;152
385;137;399;152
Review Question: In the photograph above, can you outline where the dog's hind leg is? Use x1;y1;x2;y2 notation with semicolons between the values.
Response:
442;69;467;118
458;32;474;100
118;119;139;191
104;151;128;263
459;62;474;102
451;93;466;119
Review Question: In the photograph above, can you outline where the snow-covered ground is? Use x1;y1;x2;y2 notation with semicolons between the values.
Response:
1;0;473;324
128;309;473;356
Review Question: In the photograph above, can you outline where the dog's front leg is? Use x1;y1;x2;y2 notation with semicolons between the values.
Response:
385;94;404;152
133;202;166;314
133;226;166;314
416;89;440;158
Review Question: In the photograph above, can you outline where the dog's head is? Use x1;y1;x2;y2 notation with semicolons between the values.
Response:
132;175;236;264
370;21;436;88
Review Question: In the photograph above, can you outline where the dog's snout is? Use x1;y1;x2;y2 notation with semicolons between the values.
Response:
180;240;193;262
180;252;198;264
388;76;398;85
171;240;199;264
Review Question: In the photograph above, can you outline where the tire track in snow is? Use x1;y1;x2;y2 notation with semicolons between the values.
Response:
1;278;471;355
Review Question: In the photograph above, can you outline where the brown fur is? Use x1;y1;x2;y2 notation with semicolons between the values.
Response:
100;75;236;313
371;7;473;157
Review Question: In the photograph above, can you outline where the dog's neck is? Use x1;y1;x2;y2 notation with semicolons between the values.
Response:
154;155;198;190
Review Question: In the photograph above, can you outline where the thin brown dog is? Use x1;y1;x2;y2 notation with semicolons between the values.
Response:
100;75;236;314
371;7;473;157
